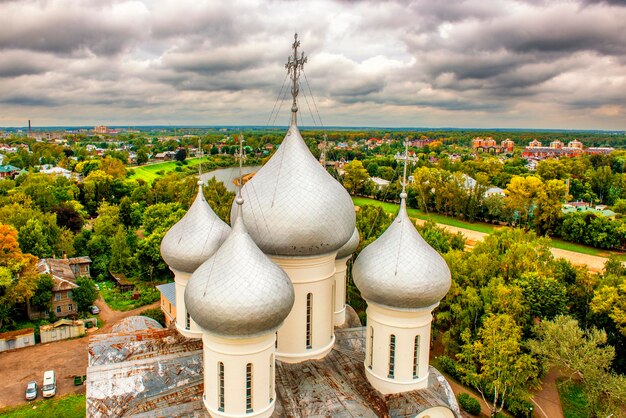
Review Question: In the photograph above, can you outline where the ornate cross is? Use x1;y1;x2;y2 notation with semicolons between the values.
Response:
394;139;419;193
285;33;307;125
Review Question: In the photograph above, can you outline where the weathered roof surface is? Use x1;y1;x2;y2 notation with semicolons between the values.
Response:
110;316;163;335
68;256;92;264
0;328;34;340
156;282;176;307
86;323;460;417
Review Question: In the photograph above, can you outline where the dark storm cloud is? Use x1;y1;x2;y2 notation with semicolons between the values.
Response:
0;0;624;129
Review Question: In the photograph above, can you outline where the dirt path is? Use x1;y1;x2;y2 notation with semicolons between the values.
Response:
0;299;159;409
415;219;608;272
531;368;565;418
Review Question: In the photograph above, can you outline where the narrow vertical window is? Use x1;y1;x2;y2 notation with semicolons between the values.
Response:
269;354;274;403
413;335;419;378
186;312;191;330
306;293;312;349
388;335;396;378
218;362;225;412
331;284;335;338
368;327;374;369
246;363;253;413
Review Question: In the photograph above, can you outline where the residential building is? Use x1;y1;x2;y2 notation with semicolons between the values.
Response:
29;256;92;319
156;282;177;327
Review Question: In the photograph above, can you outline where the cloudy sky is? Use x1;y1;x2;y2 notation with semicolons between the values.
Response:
1;0;625;130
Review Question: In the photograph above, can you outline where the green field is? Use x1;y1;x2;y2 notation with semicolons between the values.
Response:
352;197;496;234
0;394;85;418
128;157;210;183
557;381;590;418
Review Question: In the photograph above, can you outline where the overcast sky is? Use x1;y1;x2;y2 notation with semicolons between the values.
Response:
1;0;625;130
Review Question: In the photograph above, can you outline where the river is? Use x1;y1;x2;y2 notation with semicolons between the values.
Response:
200;165;262;192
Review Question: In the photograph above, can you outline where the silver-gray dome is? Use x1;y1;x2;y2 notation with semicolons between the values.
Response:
185;204;295;337
160;184;231;274
231;124;355;256
352;199;451;310
336;227;360;259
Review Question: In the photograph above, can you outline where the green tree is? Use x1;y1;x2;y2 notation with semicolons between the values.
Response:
529;316;626;416
136;148;149;165
342;160;370;195
18;218;52;258
73;277;98;312
175;148;187;162
505;175;544;227
513;272;567;321
109;226;133;274
456;314;539;417
30;274;55;312
533;179;567;235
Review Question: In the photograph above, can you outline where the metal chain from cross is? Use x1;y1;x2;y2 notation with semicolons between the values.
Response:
285;33;307;125
394;139;419;193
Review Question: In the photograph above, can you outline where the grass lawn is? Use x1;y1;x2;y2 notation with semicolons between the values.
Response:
353;196;626;260
557;380;590;418
352;197;496;234
128;157;209;184
98;280;160;311
0;394;85;418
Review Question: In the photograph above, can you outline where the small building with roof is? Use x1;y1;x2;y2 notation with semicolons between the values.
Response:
0;328;35;352
0;164;21;179
156;282;177;327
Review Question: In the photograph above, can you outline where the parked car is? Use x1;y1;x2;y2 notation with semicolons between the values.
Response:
25;381;37;400
89;305;100;314
42;370;56;398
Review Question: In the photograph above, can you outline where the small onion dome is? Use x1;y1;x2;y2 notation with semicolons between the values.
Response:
336;227;360;259
352;196;451;310
160;182;231;274
185;198;295;337
231;124;355;256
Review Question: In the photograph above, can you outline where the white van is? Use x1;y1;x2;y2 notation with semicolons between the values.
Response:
42;370;56;398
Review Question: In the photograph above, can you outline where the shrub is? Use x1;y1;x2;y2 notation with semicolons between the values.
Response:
438;355;460;379
458;393;481;415
141;308;165;326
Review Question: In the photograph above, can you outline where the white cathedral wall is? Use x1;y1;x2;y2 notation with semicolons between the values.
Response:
333;256;350;326
364;301;436;395
415;406;456;418
271;253;336;363
173;269;202;338
202;332;276;418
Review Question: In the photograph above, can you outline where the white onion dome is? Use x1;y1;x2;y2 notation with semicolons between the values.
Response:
231;124;355;256
336;227;360;259
352;196;451;310
185;198;295;337
160;182;231;274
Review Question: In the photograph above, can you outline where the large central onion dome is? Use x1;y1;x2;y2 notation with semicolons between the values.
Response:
160;182;231;274
352;196;451;309
186;198;295;337
231;124;355;256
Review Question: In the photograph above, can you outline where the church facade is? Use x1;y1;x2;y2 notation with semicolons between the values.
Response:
86;35;460;418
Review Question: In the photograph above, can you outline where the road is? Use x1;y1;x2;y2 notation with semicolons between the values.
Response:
415;220;609;273
0;297;159;409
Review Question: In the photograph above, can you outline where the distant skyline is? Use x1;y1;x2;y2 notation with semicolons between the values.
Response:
1;0;625;130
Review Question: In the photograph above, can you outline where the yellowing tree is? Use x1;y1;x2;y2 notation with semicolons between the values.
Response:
505;175;544;227
456;314;539;417
342;160;369;195
0;223;39;328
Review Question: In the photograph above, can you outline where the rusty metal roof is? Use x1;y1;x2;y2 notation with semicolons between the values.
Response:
0;328;34;340
110;316;163;334
86;319;460;417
